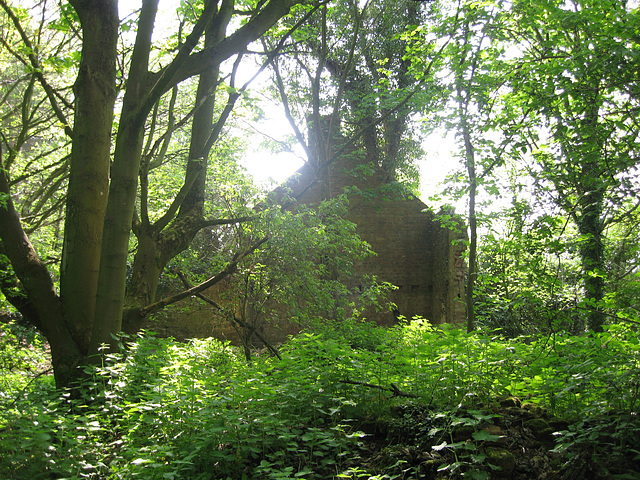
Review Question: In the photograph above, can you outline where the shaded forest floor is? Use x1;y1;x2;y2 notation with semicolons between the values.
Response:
1;319;639;479
346;398;640;479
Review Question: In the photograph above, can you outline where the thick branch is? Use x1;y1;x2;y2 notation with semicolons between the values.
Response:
0;244;43;332
199;215;254;229
0;162;62;338
141;0;224;118
138;236;269;317
155;0;299;94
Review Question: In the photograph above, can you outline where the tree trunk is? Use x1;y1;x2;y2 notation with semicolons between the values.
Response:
462;123;477;333
577;163;605;333
61;0;119;354
0;167;82;388
123;0;234;333
89;0;160;355
180;0;233;216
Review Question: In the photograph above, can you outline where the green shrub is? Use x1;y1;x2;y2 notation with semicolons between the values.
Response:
0;319;638;478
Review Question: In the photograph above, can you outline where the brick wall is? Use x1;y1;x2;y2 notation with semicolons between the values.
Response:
283;156;467;326
144;120;467;343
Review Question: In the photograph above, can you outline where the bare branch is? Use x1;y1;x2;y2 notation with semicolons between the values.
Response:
0;0;74;137
175;269;281;359
138;236;269;317
153;0;301;96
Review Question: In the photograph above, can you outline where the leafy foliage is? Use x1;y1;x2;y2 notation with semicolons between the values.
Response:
1;320;639;479
411;0;640;335
0;320;50;396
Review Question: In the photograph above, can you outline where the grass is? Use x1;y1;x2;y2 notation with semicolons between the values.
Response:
1;318;639;479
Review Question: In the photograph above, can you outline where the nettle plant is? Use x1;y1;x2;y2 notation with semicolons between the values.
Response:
1;316;639;479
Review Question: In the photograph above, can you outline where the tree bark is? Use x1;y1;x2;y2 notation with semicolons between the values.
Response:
577;159;605;333
462;125;477;333
1;167;82;388
61;0;119;353
89;0;160;355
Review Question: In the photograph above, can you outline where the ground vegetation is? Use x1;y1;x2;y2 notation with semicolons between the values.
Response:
1;320;639;479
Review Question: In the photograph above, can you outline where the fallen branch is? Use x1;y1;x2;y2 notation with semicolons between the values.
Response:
174;269;281;360
341;379;420;398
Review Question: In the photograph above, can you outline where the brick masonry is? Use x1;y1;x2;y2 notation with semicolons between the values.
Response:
144;123;467;342
282;155;467;327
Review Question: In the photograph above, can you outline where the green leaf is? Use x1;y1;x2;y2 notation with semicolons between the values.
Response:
472;430;501;442
432;441;449;451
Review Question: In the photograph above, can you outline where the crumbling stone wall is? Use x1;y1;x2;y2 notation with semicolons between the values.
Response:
283;156;466;326
144;118;467;342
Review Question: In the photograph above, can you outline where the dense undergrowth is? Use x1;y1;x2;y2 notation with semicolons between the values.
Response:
1;319;639;479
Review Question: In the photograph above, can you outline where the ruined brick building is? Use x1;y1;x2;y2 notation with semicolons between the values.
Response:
146;117;466;342
279;147;467;327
